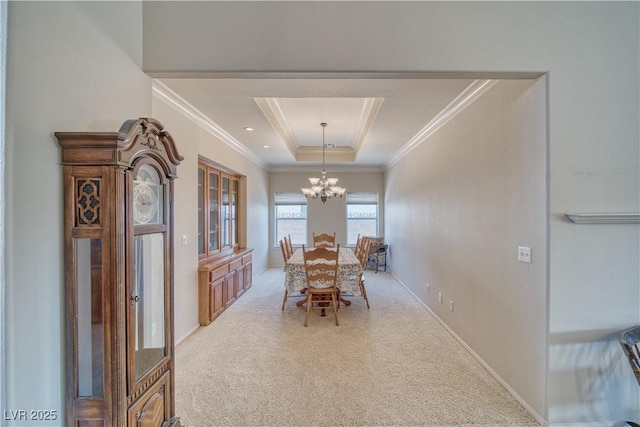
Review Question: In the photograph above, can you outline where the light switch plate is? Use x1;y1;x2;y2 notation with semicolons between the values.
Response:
518;246;532;264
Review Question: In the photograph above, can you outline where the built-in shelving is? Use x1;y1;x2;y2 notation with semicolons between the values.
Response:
565;213;640;224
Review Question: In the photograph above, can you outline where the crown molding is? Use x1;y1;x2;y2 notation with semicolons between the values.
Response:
353;97;384;158
152;80;269;169
254;97;299;159
385;79;500;169
256;96;384;161
269;165;385;173
295;146;355;162
147;71;544;80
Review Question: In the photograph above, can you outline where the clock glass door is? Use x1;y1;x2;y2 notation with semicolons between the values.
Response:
133;233;166;380
133;164;163;225
130;162;168;383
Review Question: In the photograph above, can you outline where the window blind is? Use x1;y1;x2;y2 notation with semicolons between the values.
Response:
275;192;307;205
346;192;378;205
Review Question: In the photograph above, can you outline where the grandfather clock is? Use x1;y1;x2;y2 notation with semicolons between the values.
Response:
56;118;183;426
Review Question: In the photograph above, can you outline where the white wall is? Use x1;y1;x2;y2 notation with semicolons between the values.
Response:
151;94;270;344
268;171;384;266
5;2;151;424
386;78;547;419
142;2;640;425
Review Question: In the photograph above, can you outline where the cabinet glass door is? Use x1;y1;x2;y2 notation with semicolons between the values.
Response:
208;171;219;252
132;233;166;380
198;167;205;255
222;176;230;248
232;179;238;247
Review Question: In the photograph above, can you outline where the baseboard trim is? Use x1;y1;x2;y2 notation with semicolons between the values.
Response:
175;323;200;346
253;266;269;278
390;271;547;427
177;265;270;347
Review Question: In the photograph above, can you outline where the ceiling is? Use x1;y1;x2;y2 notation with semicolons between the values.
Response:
154;77;498;171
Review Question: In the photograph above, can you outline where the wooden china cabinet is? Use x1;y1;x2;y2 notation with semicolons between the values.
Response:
56;118;183;426
197;157;252;326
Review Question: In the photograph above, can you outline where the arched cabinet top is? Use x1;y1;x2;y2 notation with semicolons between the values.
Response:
55;117;183;178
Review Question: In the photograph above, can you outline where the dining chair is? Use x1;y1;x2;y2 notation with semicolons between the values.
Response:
356;237;372;309
284;234;294;258
621;326;640;385
353;234;362;257
280;240;291;310
280;239;302;310
301;244;340;326
280;239;291;262
620;325;640;427
312;232;336;248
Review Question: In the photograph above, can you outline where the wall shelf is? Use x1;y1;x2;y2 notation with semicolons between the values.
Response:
565;213;640;224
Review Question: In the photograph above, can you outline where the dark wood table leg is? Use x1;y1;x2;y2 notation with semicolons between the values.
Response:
296;288;308;306
297;293;330;316
296;291;349;315
338;289;352;306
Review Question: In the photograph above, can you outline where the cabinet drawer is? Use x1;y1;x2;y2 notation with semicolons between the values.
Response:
210;265;228;282
229;258;242;271
242;254;252;264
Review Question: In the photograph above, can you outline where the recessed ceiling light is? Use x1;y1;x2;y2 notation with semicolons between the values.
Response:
243;126;255;131
262;145;270;149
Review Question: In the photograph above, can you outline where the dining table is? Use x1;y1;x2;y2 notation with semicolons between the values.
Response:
283;247;364;306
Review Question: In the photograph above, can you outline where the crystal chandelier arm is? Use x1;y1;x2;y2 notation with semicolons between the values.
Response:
301;188;317;198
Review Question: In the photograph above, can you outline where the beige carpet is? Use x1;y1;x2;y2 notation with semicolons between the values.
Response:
174;268;539;427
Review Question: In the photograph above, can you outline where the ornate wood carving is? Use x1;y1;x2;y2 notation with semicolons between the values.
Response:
135;386;165;427
76;179;101;226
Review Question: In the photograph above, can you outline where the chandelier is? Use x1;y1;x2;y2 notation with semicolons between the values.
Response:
301;123;346;203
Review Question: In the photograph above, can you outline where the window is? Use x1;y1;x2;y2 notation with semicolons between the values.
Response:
198;157;241;260
346;192;378;245
274;193;307;246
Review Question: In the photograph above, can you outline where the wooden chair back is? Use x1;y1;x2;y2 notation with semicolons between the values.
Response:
279;239;291;263
302;245;340;290
284;235;294;258
354;234;362;257
313;232;336;248
357;238;372;269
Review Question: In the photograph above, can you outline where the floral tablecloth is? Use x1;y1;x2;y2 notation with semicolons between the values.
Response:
283;247;364;295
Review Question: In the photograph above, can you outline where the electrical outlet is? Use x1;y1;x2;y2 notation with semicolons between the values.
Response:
426;283;430;294
518;246;532;264
438;292;443;303
449;300;454;311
